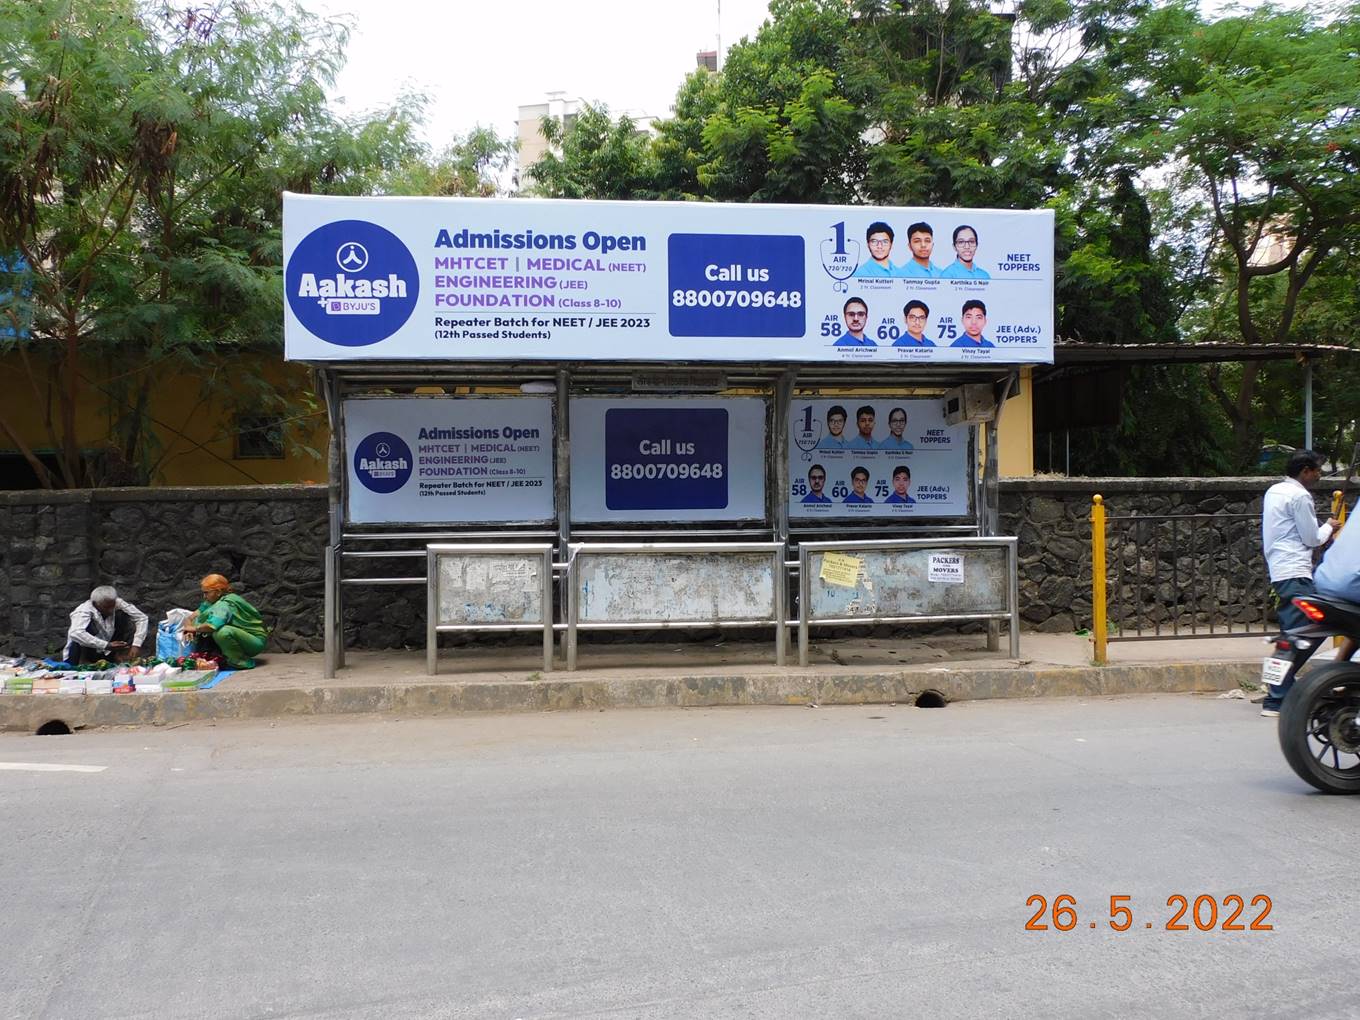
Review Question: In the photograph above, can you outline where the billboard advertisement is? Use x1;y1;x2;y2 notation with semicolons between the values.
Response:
343;397;554;524
569;397;767;522
787;398;971;518
284;194;1054;364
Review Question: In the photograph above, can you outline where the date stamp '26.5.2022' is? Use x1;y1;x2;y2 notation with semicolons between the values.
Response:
1025;894;1273;933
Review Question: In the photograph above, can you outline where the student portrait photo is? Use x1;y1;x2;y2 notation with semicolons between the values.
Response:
853;221;897;278
940;224;990;279
952;299;994;347
833;297;875;347
878;407;913;450
802;464;832;503
818;405;850;449
847;404;878;449
885;465;916;504
894;300;935;347
899;222;939;278
844;465;873;504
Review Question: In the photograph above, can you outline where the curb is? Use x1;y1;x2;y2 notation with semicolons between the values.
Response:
0;661;1262;733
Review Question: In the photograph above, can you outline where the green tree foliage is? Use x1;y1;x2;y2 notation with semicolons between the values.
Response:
650;71;723;199
698;0;865;202
526;103;657;200
0;0;437;486
1057;174;1177;344
380;122;516;198
1121;0;1360;468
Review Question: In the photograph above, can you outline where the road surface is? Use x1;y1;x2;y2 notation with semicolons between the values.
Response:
1;694;1354;1019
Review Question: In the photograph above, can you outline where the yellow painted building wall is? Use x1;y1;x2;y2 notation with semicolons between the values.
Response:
997;366;1034;476
0;352;327;486
0;354;1036;486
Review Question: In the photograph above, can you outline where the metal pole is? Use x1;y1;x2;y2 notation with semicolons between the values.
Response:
541;547;554;672
1304;358;1313;451
774;369;794;654
566;547;579;671
426;547;437;676
984;418;999;650
1008;538;1020;658
323;543;336;679
983;373;1015;651
798;547;811;667
1091;494;1108;665
555;367;571;659
773;547;786;667
320;369;344;678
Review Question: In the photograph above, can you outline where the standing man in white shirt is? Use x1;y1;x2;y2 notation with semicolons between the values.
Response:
64;585;149;665
1261;450;1340;716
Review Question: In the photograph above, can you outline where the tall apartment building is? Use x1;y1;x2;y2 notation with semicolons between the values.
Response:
516;92;582;172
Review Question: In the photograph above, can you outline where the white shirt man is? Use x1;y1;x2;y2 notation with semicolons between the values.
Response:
1262;471;1334;584
1260;452;1339;715
65;586;148;664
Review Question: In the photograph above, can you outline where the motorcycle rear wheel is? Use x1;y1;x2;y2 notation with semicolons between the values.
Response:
1279;661;1360;794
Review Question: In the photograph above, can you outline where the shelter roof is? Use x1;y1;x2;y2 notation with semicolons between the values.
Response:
1051;340;1355;366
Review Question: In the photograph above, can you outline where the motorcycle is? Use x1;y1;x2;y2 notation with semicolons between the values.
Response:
1267;593;1360;794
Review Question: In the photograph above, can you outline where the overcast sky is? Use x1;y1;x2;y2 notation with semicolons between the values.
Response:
305;0;774;151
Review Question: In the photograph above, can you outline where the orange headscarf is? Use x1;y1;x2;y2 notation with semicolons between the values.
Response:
200;573;232;593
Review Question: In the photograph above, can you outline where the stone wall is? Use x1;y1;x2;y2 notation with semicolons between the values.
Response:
999;476;1336;635
0;487;330;658
3;477;1331;655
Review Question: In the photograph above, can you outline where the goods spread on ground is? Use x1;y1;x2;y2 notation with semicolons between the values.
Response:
0;656;223;695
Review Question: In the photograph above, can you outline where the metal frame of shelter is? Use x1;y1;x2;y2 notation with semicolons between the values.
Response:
310;359;1028;678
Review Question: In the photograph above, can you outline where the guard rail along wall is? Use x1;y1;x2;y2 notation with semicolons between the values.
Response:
797;538;1019;666
426;544;554;675
564;542;787;671
5;478;1321;657
1084;489;1351;664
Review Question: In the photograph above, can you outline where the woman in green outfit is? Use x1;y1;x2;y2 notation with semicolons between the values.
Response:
182;573;269;669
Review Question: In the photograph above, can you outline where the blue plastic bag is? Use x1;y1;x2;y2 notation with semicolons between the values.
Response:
156;619;188;660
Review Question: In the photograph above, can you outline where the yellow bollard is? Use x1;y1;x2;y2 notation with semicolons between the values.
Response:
1091;494;1108;665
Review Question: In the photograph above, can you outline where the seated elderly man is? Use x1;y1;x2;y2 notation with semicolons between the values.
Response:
65;586;149;665
181;574;268;669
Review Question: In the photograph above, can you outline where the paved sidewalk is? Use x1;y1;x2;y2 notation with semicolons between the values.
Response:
0;631;1278;732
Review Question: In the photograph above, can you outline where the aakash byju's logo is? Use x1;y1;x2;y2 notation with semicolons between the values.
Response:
287;220;419;347
353;432;413;494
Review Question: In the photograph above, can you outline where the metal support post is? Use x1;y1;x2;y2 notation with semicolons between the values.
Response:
773;546;787;667
1008;537;1021;659
983;372;1016;651
541;551;554;672
323;543;337;679
1304;358;1313;451
555;367;571;658
565;549;579;671
319;368;344;678
798;553;811;668
774;369;795;655
425;547;437;675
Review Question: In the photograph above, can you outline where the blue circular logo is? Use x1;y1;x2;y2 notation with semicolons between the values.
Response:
286;220;419;347
353;432;413;493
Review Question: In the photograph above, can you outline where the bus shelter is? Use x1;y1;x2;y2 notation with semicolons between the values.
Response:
283;195;1054;677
